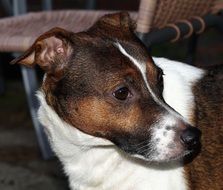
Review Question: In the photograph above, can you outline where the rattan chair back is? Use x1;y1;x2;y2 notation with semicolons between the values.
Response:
136;0;220;33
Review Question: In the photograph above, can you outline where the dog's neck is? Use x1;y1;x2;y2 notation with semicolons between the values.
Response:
37;58;205;190
38;90;187;190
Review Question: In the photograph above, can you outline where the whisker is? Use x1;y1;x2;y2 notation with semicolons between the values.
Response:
132;140;150;148
136;143;150;151
137;145;155;154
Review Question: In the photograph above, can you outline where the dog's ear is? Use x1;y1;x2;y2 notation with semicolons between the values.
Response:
89;12;136;39
98;12;135;31
11;27;73;80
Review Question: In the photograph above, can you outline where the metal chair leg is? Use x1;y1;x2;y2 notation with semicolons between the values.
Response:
20;65;53;159
186;34;198;65
85;0;96;10
11;0;53;160
0;60;5;95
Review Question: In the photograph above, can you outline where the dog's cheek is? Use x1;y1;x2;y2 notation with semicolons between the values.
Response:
67;97;142;138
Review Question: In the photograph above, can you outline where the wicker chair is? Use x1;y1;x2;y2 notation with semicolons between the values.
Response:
136;0;223;63
0;0;222;159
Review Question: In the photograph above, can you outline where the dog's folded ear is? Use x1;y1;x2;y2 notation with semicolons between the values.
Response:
98;12;135;30
11;27;73;80
89;12;136;39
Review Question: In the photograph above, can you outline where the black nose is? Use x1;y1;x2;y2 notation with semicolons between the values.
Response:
180;127;201;149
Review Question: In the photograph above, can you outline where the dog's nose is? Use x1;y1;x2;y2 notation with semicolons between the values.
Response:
180;127;201;149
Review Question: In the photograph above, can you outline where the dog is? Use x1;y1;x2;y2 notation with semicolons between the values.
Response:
11;12;223;190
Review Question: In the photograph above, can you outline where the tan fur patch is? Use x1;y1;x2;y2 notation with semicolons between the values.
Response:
68;97;142;137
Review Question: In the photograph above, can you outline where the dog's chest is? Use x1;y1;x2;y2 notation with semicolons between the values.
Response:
65;149;187;190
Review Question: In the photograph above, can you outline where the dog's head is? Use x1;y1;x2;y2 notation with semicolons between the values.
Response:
11;12;201;162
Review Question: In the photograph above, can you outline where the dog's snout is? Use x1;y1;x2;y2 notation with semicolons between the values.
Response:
180;126;201;149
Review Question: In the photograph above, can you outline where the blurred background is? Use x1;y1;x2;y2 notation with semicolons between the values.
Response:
0;0;222;190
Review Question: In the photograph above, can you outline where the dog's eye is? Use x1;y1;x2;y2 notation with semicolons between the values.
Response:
113;87;131;101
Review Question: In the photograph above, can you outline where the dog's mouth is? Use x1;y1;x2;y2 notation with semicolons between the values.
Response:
155;149;194;163
130;148;199;164
109;125;201;163
120;140;201;164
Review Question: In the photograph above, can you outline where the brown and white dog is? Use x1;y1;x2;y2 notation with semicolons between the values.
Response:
11;13;223;190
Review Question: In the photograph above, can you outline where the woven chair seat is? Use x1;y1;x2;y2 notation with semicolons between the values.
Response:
152;0;214;28
137;0;218;33
0;10;137;52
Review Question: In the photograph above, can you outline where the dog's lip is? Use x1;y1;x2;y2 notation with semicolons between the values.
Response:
130;149;193;163
162;150;192;162
168;150;193;161
148;150;193;164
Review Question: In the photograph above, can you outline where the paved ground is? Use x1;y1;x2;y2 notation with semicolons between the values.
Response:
0;82;69;190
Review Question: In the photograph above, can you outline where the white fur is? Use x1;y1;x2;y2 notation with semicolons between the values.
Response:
114;44;205;161
153;57;205;124
115;43;165;108
151;115;178;161
37;91;187;190
115;44;182;160
115;43;152;98
114;43;205;124
115;43;191;120
37;57;205;190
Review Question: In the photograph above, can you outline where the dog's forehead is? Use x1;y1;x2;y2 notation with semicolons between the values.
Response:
66;44;130;88
71;31;152;70
68;38;154;89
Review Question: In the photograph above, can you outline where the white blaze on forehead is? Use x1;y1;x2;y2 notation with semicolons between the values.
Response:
114;42;178;117
114;43;160;103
